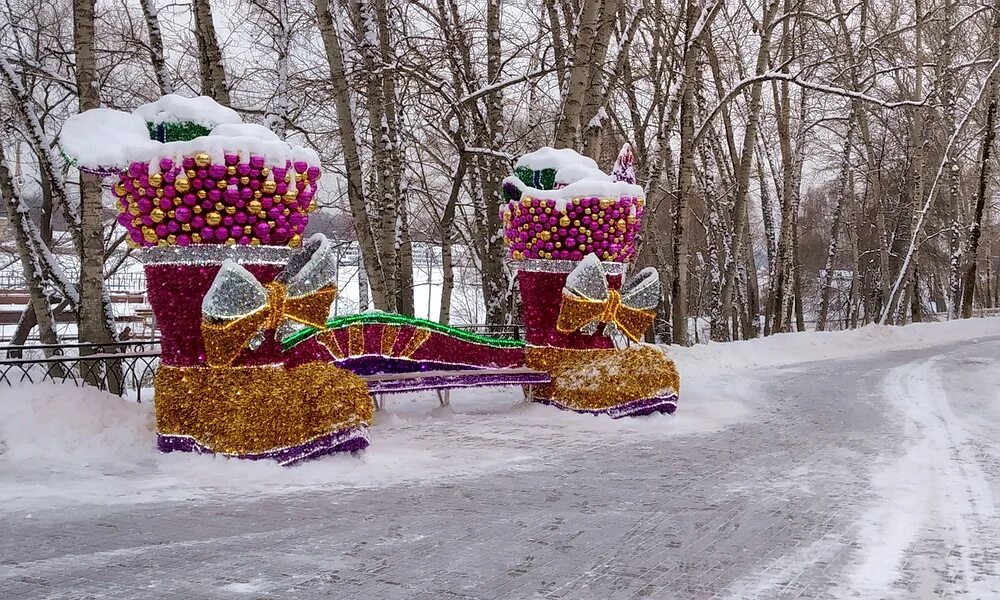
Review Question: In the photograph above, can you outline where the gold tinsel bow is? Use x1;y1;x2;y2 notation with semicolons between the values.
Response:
555;252;660;343
201;234;338;367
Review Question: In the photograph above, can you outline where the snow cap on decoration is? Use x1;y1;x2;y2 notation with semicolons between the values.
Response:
58;94;323;247
133;94;241;127
502;146;646;263
612;143;636;185
59;109;157;175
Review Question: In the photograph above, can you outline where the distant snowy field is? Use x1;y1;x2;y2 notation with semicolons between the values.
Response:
2;317;999;514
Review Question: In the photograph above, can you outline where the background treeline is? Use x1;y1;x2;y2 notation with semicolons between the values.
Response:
1;0;998;348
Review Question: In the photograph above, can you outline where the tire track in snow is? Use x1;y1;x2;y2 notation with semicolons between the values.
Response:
843;356;999;598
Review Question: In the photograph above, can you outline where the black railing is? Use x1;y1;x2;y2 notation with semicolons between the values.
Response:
0;342;160;402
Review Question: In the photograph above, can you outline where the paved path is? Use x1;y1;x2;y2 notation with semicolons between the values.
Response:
2;338;999;599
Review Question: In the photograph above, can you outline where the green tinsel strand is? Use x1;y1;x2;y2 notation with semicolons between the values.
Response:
148;121;212;143
538;168;556;190
515;166;534;188
282;310;525;350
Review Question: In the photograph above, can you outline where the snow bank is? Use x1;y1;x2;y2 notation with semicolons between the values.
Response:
668;317;1000;375
0;383;154;462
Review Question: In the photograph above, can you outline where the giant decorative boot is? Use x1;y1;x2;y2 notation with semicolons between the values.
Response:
502;146;680;417
60;96;374;465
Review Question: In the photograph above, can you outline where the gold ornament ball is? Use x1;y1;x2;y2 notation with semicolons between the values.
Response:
216;180;228;190
113;182;127;197
225;206;237;215
167;234;177;244
174;178;191;193
128;204;140;216
181;223;191;232
205;211;222;226
191;233;202;243
142;227;158;243
148;172;164;188
225;238;236;246
289;234;302;248
559;216;571;227
197;190;207;199
239;176;250;185
250;238;260;247
150;207;165;223
227;166;237;176
521;197;532;207
261;167;270;176
193;205;202;214
262;180;278;195
248;200;262;213
185;169;197;179
539;231;551;241
308;199;317;213
253;190;263;199
194;152;211;168
599;198;614;210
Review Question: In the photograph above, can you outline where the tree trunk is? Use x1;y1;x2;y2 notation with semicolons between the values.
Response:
0;147;60;353
140;0;173;95
670;0;702;346
314;0;392;310
193;0;231;105
817;107;855;331
554;0;602;149
960;46;999;317
716;0;776;341
74;0;120;393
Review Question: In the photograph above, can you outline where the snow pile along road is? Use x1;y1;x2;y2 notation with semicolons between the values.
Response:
667;316;1000;374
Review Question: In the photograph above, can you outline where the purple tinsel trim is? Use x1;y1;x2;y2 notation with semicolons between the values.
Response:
534;393;678;419
157;425;370;466
366;372;551;394
336;355;479;376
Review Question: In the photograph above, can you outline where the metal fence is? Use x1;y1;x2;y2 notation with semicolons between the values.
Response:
0;340;160;402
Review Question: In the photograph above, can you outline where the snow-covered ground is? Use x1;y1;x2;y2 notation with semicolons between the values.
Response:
2;318;1000;598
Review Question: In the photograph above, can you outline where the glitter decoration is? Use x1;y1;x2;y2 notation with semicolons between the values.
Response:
158;426;370;466
502;147;680;418
612;143;637;184
140;244;291;266
502;194;644;262
534;395;677;419
199;236;338;367
366;370;550;395
524;345;679;414
513;258;626;276
154;362;373;460
556;253;659;343
283;310;526;351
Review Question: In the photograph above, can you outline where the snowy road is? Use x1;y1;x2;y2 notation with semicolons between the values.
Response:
2;325;1000;599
